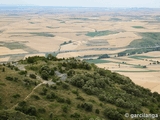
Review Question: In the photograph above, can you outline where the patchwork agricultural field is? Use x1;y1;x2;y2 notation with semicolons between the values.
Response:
0;7;160;93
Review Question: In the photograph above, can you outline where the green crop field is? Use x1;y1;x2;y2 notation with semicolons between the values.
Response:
86;30;118;37
30;32;55;37
85;59;110;64
132;26;144;29
4;42;26;50
129;55;157;60
129;32;160;48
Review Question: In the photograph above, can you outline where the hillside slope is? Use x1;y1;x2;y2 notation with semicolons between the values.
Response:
0;55;160;120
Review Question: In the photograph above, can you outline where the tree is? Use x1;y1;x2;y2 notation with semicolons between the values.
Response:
49;112;53;120
70;112;80;118
47;54;57;61
95;109;100;114
62;105;68;113
29;74;36;79
98;54;110;59
41;70;49;80
104;108;123;120
49;69;55;76
2;67;5;72
0;97;2;104
27;57;35;63
80;102;93;112
27;106;37;116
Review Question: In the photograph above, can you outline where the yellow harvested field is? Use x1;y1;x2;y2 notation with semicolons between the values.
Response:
137;51;160;57
125;59;151;66
118;72;160;93
0;56;10;62
57;52;80;58
60;43;82;51
0;47;28;56
92;32;142;47
96;63;148;71
147;65;160;71
25;36;68;52
104;57;133;62
58;49;127;58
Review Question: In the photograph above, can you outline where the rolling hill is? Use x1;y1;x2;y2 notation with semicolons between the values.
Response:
0;55;160;120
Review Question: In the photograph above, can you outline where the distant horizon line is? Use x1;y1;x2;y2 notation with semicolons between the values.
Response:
0;5;159;9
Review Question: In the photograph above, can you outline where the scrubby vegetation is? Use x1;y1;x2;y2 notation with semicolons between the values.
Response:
60;40;72;46
0;54;160;120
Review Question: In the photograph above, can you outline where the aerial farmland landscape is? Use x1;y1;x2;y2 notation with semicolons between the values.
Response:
1;7;160;93
0;5;160;120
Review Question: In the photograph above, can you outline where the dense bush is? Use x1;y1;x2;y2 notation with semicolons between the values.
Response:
31;95;40;100
38;108;46;113
98;54;110;59
18;70;27;75
80;102;93;112
41;70;49;80
70;112;80;118
62;105;68;113
12;94;21;98
27;56;47;63
95;109;100;114
15;101;37;116
26;106;37;116
6;76;19;82
0;97;2;104
104;108;124;120
62;83;69;89
46;92;57;100
56;97;65;103
6;76;13;81
66;98;71;104
29;74;36;79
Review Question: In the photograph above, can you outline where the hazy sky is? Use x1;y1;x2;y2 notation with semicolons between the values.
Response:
0;0;160;8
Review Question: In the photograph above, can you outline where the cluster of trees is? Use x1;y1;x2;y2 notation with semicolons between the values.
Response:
39;65;55;80
77;102;93;112
70;112;81;118
23;78;37;87
61;58;91;70
6;76;19;82
3;63;19;71
68;68;160;114
15;101;37;116
18;70;27;76
27;56;47;64
29;74;36;79
103;107;124;120
39;87;72;105
60;40;72;46
98;54;110;59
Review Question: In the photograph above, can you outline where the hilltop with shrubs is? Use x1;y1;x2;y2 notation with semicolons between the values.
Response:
0;54;160;120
